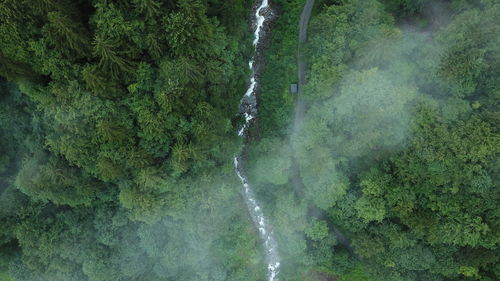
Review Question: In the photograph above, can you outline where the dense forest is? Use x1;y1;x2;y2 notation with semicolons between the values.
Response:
0;0;498;281
248;0;499;280
0;0;267;280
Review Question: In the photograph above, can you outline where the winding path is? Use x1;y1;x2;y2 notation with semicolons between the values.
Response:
293;0;314;127
290;0;313;197
291;0;355;254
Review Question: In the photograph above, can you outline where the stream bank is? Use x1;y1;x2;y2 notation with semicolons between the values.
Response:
234;1;280;281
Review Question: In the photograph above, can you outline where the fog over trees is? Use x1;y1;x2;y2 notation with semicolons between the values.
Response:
0;0;498;281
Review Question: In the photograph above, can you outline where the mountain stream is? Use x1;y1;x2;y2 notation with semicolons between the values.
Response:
233;1;280;280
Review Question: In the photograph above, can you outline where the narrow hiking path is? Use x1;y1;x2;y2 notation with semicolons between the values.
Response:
293;0;314;127
290;0;313;197
291;0;356;254
290;0;313;196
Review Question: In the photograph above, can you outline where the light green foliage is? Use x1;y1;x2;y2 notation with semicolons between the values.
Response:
329;68;417;159
434;4;499;98
271;191;310;279
338;264;379;281
354;196;386;223
305;219;329;241
249;138;292;185
0;0;498;281
253;0;499;280
304;0;394;102
458;265;479;278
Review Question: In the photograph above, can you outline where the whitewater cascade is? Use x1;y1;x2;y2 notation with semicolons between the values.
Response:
233;1;280;281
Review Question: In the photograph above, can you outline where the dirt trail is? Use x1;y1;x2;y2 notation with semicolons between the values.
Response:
290;0;313;194
291;0;355;255
293;0;314;127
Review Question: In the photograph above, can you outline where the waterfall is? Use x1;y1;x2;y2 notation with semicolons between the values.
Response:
234;1;280;280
